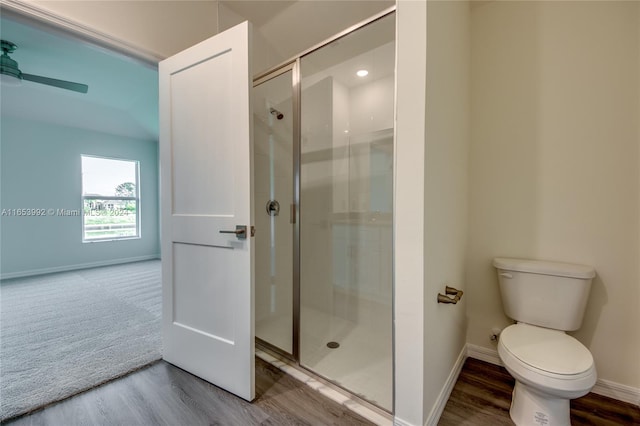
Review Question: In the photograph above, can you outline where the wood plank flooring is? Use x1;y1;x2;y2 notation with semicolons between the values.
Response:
4;357;373;426
439;357;640;426
6;356;639;425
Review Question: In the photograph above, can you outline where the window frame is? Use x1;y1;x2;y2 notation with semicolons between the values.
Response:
81;154;141;243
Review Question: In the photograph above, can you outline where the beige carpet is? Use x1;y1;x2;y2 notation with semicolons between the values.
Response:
0;260;162;421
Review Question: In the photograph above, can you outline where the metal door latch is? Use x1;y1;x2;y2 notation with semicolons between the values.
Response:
219;225;247;240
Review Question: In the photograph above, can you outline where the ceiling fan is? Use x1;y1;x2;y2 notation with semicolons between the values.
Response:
1;39;88;94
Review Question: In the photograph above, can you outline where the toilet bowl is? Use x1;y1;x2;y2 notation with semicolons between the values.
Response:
498;323;597;426
493;258;597;426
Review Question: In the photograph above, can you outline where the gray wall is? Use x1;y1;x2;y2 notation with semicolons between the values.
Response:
1;116;159;278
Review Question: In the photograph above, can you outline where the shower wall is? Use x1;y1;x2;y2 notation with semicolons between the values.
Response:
301;74;394;307
299;77;335;315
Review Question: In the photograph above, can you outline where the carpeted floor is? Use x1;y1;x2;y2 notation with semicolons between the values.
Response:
0;260;162;421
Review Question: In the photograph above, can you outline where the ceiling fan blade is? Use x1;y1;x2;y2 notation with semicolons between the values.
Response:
22;73;88;94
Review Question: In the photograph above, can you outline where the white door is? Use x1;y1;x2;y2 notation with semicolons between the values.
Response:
159;22;254;401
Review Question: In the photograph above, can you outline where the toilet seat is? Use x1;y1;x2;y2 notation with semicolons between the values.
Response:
500;323;593;376
498;324;597;398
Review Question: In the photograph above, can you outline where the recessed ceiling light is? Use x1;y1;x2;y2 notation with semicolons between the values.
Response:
356;69;369;77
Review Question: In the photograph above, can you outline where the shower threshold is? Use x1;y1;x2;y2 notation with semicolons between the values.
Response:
255;345;392;426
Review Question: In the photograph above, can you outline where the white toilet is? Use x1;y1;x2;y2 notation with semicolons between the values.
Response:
493;257;597;426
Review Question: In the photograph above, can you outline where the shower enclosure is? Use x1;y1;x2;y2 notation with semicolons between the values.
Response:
253;10;395;411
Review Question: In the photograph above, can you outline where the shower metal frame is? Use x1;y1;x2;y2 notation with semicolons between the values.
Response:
252;5;396;415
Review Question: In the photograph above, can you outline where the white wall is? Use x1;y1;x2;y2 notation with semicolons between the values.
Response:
467;0;640;391
29;0;219;59
394;1;426;424
394;1;471;424
0;116;160;278
423;0;470;423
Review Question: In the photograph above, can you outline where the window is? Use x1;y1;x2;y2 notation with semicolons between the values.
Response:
81;155;140;241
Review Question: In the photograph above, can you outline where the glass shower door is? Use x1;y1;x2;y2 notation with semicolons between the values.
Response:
253;70;294;355
299;13;395;411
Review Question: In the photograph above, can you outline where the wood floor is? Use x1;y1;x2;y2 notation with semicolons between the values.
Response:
4;357;372;426
439;357;640;426
6;356;639;425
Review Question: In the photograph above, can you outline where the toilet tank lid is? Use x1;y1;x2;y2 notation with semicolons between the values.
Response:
493;258;595;279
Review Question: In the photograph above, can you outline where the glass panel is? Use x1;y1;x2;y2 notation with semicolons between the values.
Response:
299;14;395;411
253;70;294;354
81;156;137;197
81;156;139;241
83;199;137;240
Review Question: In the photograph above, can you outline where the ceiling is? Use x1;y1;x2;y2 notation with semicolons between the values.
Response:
220;0;296;28
0;13;159;141
0;1;393;143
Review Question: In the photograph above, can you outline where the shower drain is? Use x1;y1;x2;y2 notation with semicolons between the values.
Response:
326;341;340;349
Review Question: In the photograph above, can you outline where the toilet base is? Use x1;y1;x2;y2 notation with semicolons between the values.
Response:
510;381;571;426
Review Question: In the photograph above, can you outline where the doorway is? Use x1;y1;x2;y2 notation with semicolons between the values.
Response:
253;10;395;411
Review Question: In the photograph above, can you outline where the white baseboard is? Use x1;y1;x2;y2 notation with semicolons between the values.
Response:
466;343;503;366
0;255;161;280
592;379;640;407
424;345;468;426
393;417;415;426
465;344;639;406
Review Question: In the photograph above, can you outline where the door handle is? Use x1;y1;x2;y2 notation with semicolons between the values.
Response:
220;225;247;240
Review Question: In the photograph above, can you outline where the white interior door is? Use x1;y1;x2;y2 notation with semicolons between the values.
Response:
159;21;254;401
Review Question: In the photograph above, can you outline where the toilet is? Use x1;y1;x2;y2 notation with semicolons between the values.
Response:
493;257;597;426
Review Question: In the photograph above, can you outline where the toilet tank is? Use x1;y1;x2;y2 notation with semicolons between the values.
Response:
493;258;596;331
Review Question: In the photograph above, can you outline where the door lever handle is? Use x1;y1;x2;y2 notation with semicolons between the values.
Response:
219;225;247;240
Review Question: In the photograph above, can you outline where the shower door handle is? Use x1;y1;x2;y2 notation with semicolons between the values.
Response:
290;203;296;224
219;225;247;239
